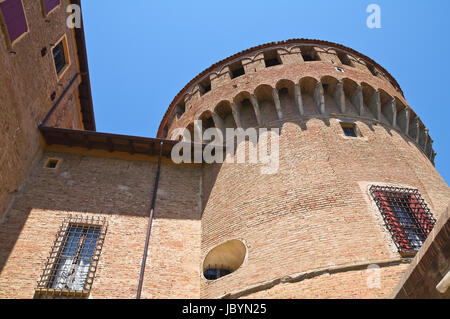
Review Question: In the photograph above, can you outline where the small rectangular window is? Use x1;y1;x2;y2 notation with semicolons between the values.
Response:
301;47;318;62
36;215;107;297
340;122;358;137
367;64;378;76
337;51;353;66
44;158;60;169
264;50;281;67
0;0;28;47
42;0;60;16
52;35;70;79
230;61;245;79
302;54;313;62
370;185;435;256
175;102;186;119
199;78;211;96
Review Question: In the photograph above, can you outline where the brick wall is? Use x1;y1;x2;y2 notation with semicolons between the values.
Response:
157;42;449;298
200;118;449;298
165;46;405;139
1;33;448;299
242;263;410;299
0;119;448;299
0;0;82;220
0;151;202;298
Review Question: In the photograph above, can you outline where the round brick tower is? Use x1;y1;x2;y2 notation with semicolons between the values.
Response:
157;39;449;298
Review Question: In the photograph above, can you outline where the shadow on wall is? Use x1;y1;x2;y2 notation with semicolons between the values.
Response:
197;115;417;219
0;154;202;273
173;76;434;163
0;112;426;275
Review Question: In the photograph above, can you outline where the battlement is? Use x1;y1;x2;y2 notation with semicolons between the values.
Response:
159;40;435;164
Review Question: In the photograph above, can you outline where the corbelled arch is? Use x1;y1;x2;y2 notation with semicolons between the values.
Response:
184;122;196;141
361;82;379;120
299;76;320;115
233;91;260;129
321;76;342;114
198;110;216;142
395;97;410;136
157;40;436;165
379;89;396;126
275;79;297;119
342;77;361;115
408;109;420;142
254;84;278;124
214;100;237;131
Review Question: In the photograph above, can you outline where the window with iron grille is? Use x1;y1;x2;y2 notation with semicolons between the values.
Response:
36;215;107;297
53;39;67;75
370;185;435;256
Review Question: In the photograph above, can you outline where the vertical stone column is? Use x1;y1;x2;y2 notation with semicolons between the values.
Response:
250;94;264;126
314;82;325;114
398;108;410;135
194;120;203;142
231;102;243;128
212;112;226;138
411;117;420;143
426;139;434;158
294;83;304;116
390;99;397;129
422;128;429;152
431;151;437;164
404;109;410;136
353;85;364;116
272;88;284;120
335;81;346;114
369;90;381;121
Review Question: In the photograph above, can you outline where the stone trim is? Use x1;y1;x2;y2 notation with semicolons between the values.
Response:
220;258;412;299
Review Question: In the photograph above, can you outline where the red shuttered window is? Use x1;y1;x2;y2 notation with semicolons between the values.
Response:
0;0;28;47
42;0;60;15
370;185;435;256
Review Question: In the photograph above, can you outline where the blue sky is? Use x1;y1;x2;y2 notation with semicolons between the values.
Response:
82;0;449;183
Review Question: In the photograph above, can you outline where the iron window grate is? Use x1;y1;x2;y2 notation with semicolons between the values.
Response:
204;265;232;280
53;41;66;74
340;122;359;137
370;185;435;255
36;215;107;297
343;126;357;137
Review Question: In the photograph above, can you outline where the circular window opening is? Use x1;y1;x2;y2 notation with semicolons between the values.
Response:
203;239;246;281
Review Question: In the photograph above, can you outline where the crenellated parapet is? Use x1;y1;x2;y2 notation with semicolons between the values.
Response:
158;39;436;164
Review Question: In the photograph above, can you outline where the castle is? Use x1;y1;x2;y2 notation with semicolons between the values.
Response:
0;0;448;299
